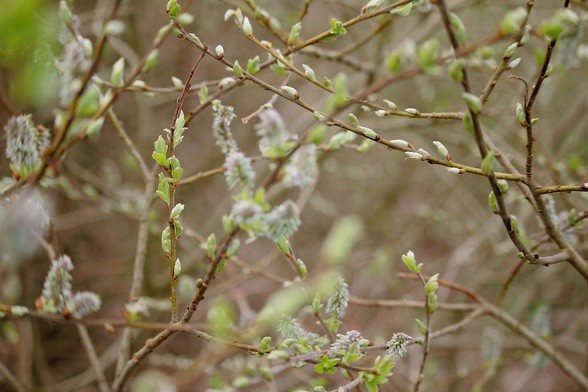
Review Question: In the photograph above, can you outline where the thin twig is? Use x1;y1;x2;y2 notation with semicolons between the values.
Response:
164;46;207;323
398;273;588;390
0;360;26;392
76;323;111;392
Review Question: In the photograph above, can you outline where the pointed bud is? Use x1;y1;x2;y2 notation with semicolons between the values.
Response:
504;43;517;58
242;17;253;36
481;151;495;175
232;60;244;78
507;57;521;69
259;336;272;353
111;58;125;87
207;234;217;259
276;235;291;255
302;64;316;81
488;191;499;214
433;141;449;159
383;99;398;110
348;113;359;127
497;179;509;193
222;214;237;234
173;258;181;277
215;45;224;58
516;102;526;125
358;126;377;139
280;86;299;99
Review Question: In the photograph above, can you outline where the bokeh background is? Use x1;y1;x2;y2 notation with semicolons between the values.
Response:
1;0;587;391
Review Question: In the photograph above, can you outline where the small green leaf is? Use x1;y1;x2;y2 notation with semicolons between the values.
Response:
362;0;384;14
247;56;260;75
242;17;253;36
415;318;427;335
306;125;326;144
424;274;439;294
449;13;467;46
288;22;302;46
329;18;346;36
161;227;171;252
448;60;463;82
488;191;499;214
110;58;125;87
259;336;272;353
462;112;474;135
295;258;307;279
481;151;495;175
207;233;217;259
516;102;526;125
232;60;244;78
497;179;509;194
142;49;160;72
386;50;402;74
500;7;527;35
462;92;482;114
392;3;413;16
223;214;237;233
504;43;517;58
348;113;359;127
417;39;440;74
358;126;377;140
198;84;208;103
170;203;185;220
401;250;422;273
302;64;316;81
276;235;291;255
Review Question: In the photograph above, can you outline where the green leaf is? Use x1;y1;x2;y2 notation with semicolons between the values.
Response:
288;22;302;46
480;151;495;175
232;60;244;78
462;92;482;114
198;84;208;103
401;250;422;273
424;274;439;294
392;3;413;16
516;102;525;124
462;112;474;135
247;56;260;75
207;233;217;259
276;235;291;255
386;50;402;74
449;13;467;46
415;318;427;335
110;58;125;87
142;49;160;72
156;173;171;204
488;191;499;214
259;336;272;353
329;18;346;38
448;59;463;82
500;7;527;35
321;216;364;265
417;39;440;74
306;125;326;144
170;203;184;220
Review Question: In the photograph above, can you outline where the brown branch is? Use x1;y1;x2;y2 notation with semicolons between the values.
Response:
398;273;588;389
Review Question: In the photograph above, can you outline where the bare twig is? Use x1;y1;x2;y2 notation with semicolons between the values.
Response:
76;323;111;392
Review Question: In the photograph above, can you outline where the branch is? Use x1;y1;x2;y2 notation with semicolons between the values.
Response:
398;273;588;390
77;323;111;392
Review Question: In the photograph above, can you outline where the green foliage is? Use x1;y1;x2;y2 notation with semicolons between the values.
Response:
2;2;587;391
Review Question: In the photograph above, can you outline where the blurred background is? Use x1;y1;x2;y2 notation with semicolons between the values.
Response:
1;0;587;391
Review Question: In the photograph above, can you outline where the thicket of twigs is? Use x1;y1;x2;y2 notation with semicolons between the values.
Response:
1;0;587;391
